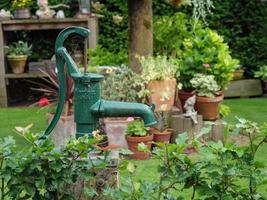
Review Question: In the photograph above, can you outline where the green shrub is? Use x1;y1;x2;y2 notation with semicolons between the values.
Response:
206;0;267;74
88;46;128;67
106;118;267;199
178;27;239;90
0;126;110;199
101;68;141;102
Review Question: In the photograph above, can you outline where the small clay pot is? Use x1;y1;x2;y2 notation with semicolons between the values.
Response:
7;55;28;74
126;134;153;160
153;128;172;144
14;8;31;19
178;90;195;112
195;93;224;121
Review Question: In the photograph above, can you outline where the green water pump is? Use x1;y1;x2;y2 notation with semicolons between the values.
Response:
44;26;157;138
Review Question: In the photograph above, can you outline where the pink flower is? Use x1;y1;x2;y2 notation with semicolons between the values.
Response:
203;63;210;68
126;117;135;122
38;97;49;107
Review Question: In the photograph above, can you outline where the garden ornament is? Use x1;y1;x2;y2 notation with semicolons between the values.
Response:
44;26;157;138
36;0;69;19
183;95;198;124
0;9;11;19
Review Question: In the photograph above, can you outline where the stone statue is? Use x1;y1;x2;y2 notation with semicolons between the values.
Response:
0;9;11;19
36;0;69;19
183;95;198;124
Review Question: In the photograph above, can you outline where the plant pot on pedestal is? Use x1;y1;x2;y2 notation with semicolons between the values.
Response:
195;93;224;121
103;117;131;158
47;113;76;146
14;8;31;19
7;55;28;74
148;78;176;112
126;134;153;160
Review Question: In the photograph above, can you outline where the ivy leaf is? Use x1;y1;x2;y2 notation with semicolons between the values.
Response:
175;132;188;145
127;162;135;174
138;142;149;152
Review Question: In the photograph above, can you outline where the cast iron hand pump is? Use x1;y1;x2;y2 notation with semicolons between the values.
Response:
44;26;157;138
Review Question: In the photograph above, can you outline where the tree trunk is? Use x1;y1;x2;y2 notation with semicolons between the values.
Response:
128;0;153;73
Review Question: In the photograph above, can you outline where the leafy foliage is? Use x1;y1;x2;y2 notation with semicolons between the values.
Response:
126;120;149;137
101;68;142;102
88;46;128;67
254;65;267;80
178;27;239;90
106;119;267;199
190;73;220;97
206;0;267;75
4;41;32;57
0;127;111;200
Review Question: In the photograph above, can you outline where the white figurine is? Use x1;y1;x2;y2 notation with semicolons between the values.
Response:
183;95;198;124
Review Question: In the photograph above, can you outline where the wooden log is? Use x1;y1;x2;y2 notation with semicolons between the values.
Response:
224;79;262;98
209;120;225;142
170;114;203;142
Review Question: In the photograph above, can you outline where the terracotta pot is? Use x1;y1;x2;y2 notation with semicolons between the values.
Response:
126;134;153;160
195;93;224;121
47;113;76;147
178;90;195;112
7;55;27;74
151;128;172;144
148;78;176;112
233;69;244;80
14;8;31;19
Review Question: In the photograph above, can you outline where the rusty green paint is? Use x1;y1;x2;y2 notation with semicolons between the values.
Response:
44;26;157;138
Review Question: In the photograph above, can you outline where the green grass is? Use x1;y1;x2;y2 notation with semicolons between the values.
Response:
0;107;47;147
0;98;267;196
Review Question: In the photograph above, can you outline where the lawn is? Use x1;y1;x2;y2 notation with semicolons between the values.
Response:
0;98;267;196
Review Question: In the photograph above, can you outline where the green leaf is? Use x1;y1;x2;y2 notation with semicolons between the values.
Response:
175;132;188;145
127;162;135;174
138;142;149;152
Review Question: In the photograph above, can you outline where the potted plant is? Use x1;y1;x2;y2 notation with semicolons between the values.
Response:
150;112;172;144
177;27;239;109
126;119;152;160
254;65;267;93
138;55;179;112
30;67;75;146
4;41;32;74
190;73;223;120
12;0;32;19
233;64;244;80
101;68;142;150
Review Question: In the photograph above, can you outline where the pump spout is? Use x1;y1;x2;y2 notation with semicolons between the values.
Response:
91;100;157;127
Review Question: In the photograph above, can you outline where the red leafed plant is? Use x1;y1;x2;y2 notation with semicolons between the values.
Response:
30;68;74;116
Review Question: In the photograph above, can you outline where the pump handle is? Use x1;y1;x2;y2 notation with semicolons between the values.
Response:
42;27;90;138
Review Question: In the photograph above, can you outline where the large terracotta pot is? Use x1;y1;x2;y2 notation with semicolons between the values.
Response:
126;134;153;160
148;78;176;112
195;93;224;121
233;69;244;80
178;90;195;112
47;113;76;146
14;8;31;19
7;55;27;74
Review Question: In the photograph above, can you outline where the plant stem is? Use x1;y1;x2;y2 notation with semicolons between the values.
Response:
0;157;5;200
